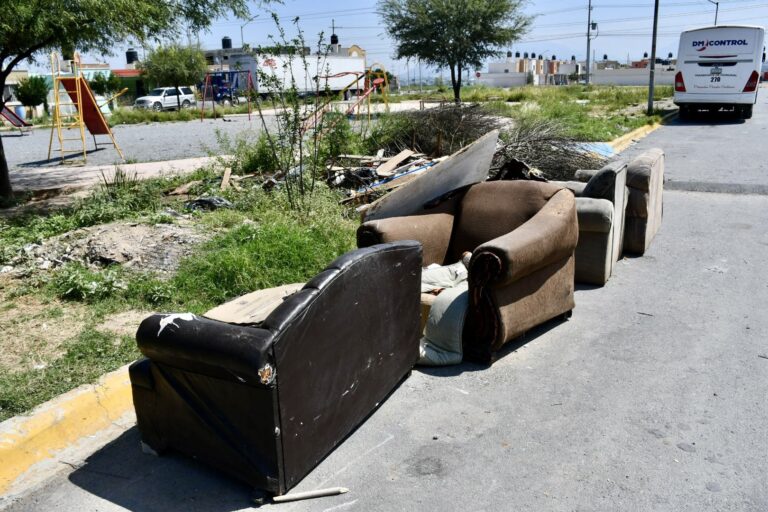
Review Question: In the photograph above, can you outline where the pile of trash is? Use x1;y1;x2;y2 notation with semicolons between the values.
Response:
4;218;212;276
327;150;448;206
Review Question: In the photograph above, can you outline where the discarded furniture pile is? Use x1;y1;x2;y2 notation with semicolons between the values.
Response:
129;130;665;501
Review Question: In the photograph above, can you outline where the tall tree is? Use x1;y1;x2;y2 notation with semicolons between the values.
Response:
15;76;50;116
378;0;531;103
89;72;122;97
139;45;207;110
0;0;250;201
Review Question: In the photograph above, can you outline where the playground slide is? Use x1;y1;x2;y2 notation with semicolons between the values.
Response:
58;77;111;135
345;78;385;115
1;106;32;128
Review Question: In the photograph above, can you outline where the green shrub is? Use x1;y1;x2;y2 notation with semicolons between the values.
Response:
216;130;281;176
320;112;364;162
49;264;127;302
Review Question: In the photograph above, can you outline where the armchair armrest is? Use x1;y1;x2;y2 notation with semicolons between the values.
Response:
357;212;454;266
575;197;614;233
470;189;578;286
549;180;587;196
574;169;599;182
136;314;275;386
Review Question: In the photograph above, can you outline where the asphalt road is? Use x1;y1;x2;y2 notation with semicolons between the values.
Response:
1;115;263;170
3;95;768;511
620;85;768;193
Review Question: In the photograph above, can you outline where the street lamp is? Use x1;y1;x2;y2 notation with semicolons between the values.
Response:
708;0;719;25
240;14;259;48
585;0;599;85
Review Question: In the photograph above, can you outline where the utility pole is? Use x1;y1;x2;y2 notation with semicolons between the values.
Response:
418;58;422;92
406;58;410;90
647;0;660;116
585;0;593;84
708;0;719;25
240;14;258;48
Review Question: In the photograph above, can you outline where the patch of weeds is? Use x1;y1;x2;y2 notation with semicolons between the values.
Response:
0;328;139;421
0;172;209;264
146;211;176;224
49;264;127;302
125;278;175;307
216;130;280;176
198;209;248;229
367;105;503;156
320;113;365;163
171;187;356;312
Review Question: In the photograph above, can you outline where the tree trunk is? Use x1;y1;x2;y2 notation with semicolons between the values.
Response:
449;64;460;104
0;129;13;201
0;91;14;200
456;62;463;103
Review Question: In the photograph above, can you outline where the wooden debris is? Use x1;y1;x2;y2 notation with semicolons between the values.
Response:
375;149;415;177
363;130;498;221
167;180;202;196
220;167;232;191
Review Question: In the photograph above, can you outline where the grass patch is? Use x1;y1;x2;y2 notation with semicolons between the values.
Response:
390;84;673;141
0;328;139;422
172;195;356;312
36;186;357;314
109;103;253;126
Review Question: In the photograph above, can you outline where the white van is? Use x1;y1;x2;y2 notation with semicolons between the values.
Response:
674;25;765;119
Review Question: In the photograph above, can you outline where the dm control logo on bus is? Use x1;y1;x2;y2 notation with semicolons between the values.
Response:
693;39;749;51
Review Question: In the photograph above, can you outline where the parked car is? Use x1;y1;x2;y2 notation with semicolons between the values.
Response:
134;87;197;111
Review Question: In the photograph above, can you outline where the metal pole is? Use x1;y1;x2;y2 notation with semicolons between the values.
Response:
647;0;660;116
586;0;593;84
708;1;719;25
419;59;422;92
406;58;410;90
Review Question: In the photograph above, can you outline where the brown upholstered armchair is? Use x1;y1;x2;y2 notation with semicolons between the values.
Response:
357;181;578;364
130;241;422;497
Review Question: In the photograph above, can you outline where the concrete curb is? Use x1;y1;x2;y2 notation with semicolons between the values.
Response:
0;364;133;496
609;111;677;153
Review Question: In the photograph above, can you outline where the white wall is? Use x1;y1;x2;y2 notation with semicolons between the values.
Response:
591;69;676;86
476;73;528;88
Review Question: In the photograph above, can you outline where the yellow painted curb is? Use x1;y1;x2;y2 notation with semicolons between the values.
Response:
0;364;133;495
608;123;661;153
608;111;677;153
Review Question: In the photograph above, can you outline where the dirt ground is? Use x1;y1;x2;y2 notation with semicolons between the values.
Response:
1;218;210;374
0;275;88;373
8;218;212;276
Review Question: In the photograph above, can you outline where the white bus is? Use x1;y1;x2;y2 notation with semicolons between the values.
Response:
674;25;765;119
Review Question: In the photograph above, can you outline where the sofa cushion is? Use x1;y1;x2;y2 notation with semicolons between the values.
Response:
203;283;305;325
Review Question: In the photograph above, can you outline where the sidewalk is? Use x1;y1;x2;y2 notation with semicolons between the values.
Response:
9;156;223;193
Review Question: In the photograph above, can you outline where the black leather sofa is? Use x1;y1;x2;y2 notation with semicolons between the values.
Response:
129;241;422;496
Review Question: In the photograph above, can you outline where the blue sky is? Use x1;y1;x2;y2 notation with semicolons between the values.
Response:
78;0;768;78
